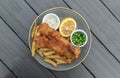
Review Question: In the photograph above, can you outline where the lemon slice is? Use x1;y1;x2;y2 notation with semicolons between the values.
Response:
59;17;77;37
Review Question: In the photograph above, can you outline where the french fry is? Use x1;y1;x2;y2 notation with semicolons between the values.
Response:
35;44;41;51
56;57;72;64
36;32;40;37
32;20;37;38
37;48;51;52
38;52;44;57
44;58;57;67
64;59;72;64
46;55;61;59
34;26;39;38
32;41;35;57
43;51;55;56
55;59;66;64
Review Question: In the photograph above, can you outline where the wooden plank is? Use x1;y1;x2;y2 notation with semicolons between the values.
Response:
52;64;94;78
101;0;120;21
0;0;37;45
83;35;120;78
65;0;120;61
25;0;68;14
0;61;15;78
0;18;55;78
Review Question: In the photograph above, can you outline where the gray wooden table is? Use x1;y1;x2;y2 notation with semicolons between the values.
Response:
0;0;120;78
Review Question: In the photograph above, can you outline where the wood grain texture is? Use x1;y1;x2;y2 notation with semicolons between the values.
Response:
0;18;55;78
0;0;37;45
65;0;120;61
52;64;94;78
83;35;120;78
25;0;68;14
101;0;120;21
0;61;15;78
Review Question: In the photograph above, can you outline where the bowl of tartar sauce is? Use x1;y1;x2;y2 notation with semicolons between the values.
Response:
42;13;60;30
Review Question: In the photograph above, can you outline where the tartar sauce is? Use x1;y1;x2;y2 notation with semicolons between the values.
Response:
42;13;60;30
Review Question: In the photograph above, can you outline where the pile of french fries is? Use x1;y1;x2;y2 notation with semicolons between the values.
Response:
31;20;71;67
37;48;67;67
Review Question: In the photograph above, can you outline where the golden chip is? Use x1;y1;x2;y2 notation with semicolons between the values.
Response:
44;58;57;67
32;41;35;57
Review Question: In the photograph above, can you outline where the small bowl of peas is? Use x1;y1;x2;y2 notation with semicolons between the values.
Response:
70;29;88;47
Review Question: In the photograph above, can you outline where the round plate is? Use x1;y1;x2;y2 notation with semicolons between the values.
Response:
28;7;92;71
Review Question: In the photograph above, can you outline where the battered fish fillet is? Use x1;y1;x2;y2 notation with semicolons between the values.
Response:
34;23;81;60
